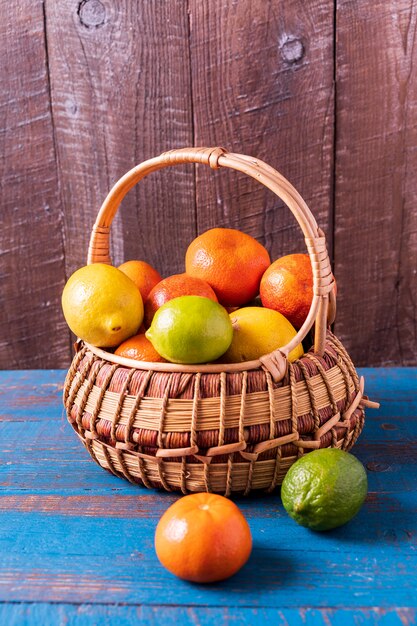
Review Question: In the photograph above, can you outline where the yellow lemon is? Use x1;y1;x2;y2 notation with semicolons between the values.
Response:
62;263;144;347
221;307;303;363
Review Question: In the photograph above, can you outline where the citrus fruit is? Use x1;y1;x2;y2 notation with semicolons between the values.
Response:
260;253;313;329
185;228;271;307
118;260;162;302
155;493;252;583
144;273;218;327
61;263;143;347
281;448;368;531
145;296;233;364
114;333;166;362
221;307;303;363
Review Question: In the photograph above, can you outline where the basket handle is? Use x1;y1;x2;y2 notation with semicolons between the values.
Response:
88;147;336;381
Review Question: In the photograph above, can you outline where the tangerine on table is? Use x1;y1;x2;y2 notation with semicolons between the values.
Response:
185;228;271;307
118;260;162;302
260;253;313;330
144;273;218;327
114;333;166;362
154;493;252;583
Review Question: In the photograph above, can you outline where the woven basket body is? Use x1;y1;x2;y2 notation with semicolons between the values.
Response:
63;147;372;495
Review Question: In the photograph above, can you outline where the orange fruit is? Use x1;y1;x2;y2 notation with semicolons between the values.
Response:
114;333;166;362
260;253;313;329
155;493;252;583
144;273;218;327
118;260;162;302
185;228;271;306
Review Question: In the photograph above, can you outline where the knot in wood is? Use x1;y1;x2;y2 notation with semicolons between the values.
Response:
281;38;305;64
366;461;391;473
78;0;106;29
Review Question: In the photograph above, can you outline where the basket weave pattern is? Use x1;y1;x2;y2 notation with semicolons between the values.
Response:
64;331;369;495
63;147;373;495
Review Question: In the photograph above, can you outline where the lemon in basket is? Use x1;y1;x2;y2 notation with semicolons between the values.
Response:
221;307;303;363
145;296;233;364
281;449;368;531
62;263;144;347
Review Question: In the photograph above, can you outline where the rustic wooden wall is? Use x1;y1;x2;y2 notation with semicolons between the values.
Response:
1;0;416;369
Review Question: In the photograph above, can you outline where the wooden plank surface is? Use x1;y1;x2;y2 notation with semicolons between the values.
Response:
189;0;335;259
45;0;195;277
0;368;416;622
1;1;416;369
334;0;417;366
0;1;69;369
0;604;415;626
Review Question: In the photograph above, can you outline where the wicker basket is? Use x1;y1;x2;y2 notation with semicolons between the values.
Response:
63;147;377;495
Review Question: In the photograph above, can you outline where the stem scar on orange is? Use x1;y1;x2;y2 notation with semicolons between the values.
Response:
185;228;271;307
154;493;252;583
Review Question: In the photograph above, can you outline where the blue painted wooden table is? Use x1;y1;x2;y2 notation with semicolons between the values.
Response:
0;368;416;625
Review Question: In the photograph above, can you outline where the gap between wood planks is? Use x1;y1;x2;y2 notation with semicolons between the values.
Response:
42;0;72;362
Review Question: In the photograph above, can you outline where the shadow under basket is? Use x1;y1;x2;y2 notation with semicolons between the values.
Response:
63;147;378;495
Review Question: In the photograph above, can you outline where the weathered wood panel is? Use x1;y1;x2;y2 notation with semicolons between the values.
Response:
0;603;415;626
334;0;417;366
45;0;195;277
0;368;416;615
0;0;69;369
189;0;335;260
1;1;417;369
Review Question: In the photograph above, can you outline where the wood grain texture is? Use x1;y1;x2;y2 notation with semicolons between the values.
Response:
0;368;416;616
1;1;417;370
0;0;69;369
0;505;416;606
189;0;335;258
0;604;415;626
45;0;195;277
334;0;417;366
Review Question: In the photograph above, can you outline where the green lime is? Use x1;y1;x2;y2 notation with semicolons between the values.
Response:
145;296;233;364
281;448;368;531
